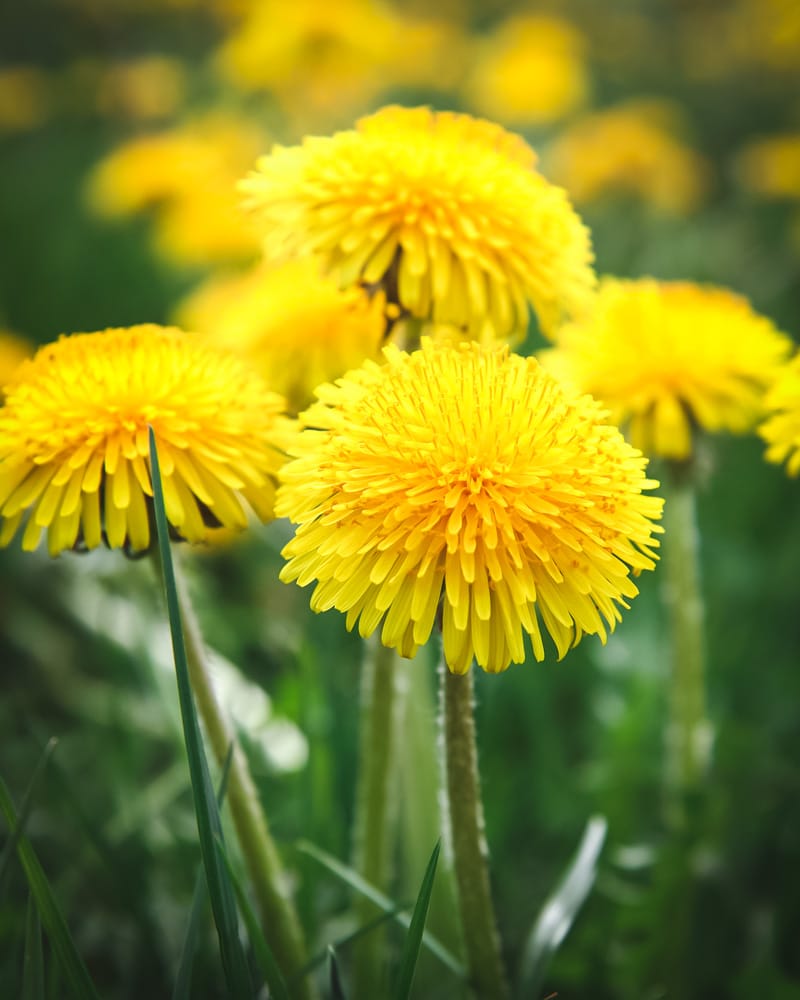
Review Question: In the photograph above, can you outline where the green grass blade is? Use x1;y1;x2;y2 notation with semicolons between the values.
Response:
173;747;235;1000
0;775;101;1000
327;946;347;1000
301;906;406;977
296;840;464;978
149;428;252;999
517;815;608;999
23;890;45;1000
0;738;58;897
215;834;290;1000
392;840;441;1000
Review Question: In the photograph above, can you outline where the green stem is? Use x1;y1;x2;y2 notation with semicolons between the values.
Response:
661;463;712;821
154;553;316;1000
440;662;509;1000
352;636;404;994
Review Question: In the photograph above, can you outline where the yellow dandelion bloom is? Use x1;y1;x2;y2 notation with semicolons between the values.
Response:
736;132;800;200
241;105;595;341
175;258;386;412
0;325;290;557
86;111;266;264
463;15;589;127
545;100;709;215
760;352;800;475
541;279;793;460
277;340;663;674
0;331;33;397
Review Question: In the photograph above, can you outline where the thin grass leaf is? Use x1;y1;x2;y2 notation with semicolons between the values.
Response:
517;815;608;1000
327;946;347;1000
23;890;45;1000
173;747;235;1000
296;839;464;978
392;840;441;1000
215;835;290;1000
149;428;252;999
0;775;101;1000
0;738;57;897
301;906;406;977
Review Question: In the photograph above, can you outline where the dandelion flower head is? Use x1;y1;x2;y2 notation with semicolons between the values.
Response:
175;257;386;413
760;351;800;475
0;325;290;556
277;339;663;674
241;105;596;342
541;278;793;460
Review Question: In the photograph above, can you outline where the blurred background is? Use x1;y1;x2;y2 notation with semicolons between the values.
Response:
1;1;799;997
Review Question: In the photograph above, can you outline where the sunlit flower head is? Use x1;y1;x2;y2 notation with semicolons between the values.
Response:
0;331;33;398
277;340;662;674
217;0;464;126
760;352;800;475
545;100;709;215
463;14;589;127
541;278;793;460
242;105;596;341
175;257;387;412
86;111;267;264
0;325;290;556
736;132;800;200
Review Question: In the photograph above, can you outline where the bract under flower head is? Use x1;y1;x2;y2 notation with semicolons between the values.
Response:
760;352;800;476
277;339;663;674
241;105;595;342
0;325;290;556
541;278;793;460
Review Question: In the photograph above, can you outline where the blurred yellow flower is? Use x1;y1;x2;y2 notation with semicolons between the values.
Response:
463;14;589;127
242;105;595;341
545;100;709;215
277;339;663;674
541;278;793;460
175;258;386;412
736;133;800;199
217;0;464;125
0;67;50;132
0;331;33;396
0;325;290;556
761;352;800;476
93;56;186;121
86;111;266;264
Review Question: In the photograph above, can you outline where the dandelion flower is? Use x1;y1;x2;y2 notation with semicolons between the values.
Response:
463;15;589;127
277;339;663;674
0;325;290;556
175;258;386;412
541;278;793;460
760;352;800;475
241;105;595;341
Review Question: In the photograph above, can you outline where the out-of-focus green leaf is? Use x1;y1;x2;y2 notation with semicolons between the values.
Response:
23;890;45;1000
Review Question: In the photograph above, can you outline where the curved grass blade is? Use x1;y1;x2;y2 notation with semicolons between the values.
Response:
215;835;290;1000
392;840;440;1000
296;840;463;979
173;747;235;1000
301;906;406;978
0;738;58;897
0;775;101;1000
149;428;252;999
517;815;608;999
327;946;347;1000
23;890;45;1000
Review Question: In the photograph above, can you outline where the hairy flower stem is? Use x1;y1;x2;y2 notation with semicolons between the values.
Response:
152;552;315;1000
441;662;509;1000
662;462;711;826
352;637;404;994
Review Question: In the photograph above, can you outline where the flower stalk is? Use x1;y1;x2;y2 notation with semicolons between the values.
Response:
661;461;712;822
153;551;315;1000
352;637;405;993
440;661;509;1000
